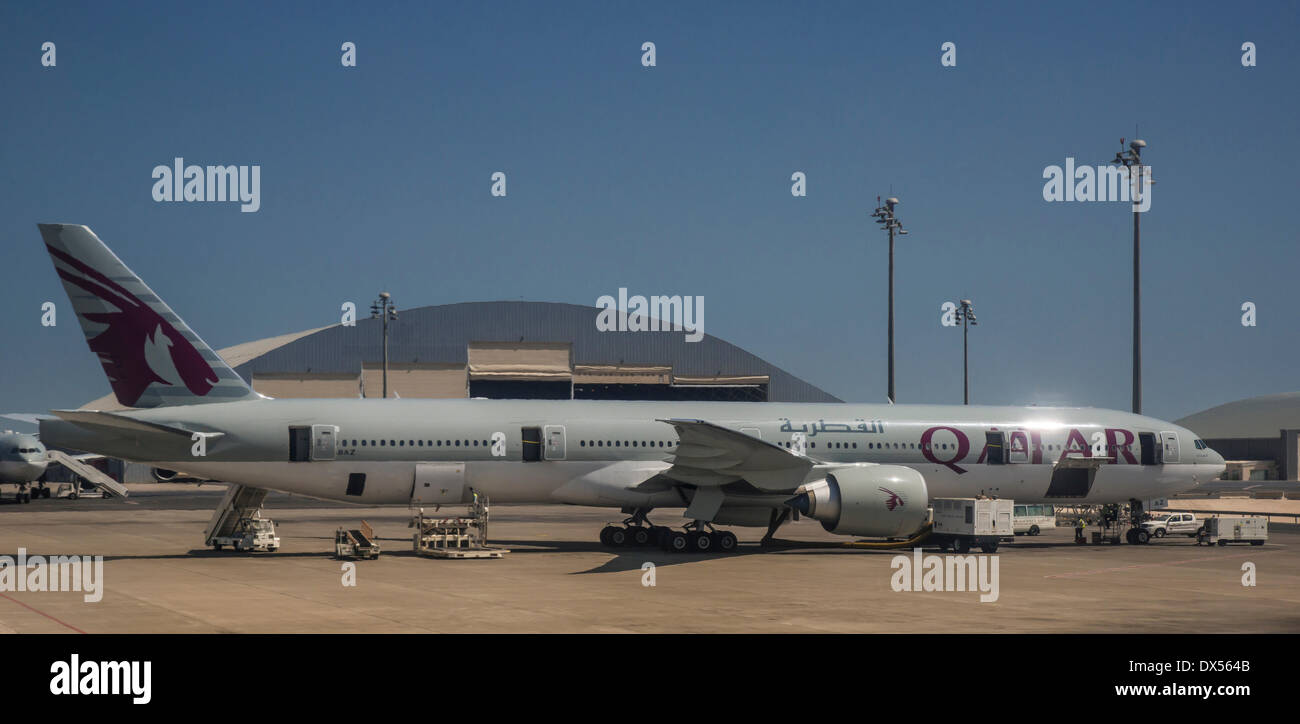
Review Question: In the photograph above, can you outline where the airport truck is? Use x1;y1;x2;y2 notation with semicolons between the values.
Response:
929;498;1013;554
1197;516;1268;546
211;514;280;552
1141;512;1203;539
336;521;381;559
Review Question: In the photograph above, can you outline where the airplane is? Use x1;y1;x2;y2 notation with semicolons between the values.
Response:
0;429;48;503
32;223;1227;551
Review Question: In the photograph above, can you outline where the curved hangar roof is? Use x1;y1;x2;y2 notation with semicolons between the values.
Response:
1175;392;1300;440
83;301;839;408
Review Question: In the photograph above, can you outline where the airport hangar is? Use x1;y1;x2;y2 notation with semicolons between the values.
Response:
1176;392;1300;482
72;301;840;483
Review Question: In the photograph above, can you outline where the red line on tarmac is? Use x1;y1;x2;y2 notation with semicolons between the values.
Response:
0;592;87;633
1045;551;1266;579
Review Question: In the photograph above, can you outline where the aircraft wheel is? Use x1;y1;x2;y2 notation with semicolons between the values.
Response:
691;531;713;553
1135;529;1150;545
664;531;689;553
608;527;628;547
628;526;651;547
716;531;738;552
599;525;619;547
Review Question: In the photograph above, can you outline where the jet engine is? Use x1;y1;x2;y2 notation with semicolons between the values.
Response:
151;468;178;482
790;464;928;538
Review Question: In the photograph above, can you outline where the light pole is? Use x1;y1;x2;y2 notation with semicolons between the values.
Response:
370;292;398;398
954;299;977;405
1111;138;1146;414
872;196;908;403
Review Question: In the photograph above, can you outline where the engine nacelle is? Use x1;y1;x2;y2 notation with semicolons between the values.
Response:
152;468;178;482
792;464;928;538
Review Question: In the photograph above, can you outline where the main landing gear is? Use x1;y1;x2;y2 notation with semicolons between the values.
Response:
598;510;738;554
1122;499;1150;545
10;483;48;504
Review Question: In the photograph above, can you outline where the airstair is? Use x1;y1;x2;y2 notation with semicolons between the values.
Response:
204;484;271;548
45;450;129;498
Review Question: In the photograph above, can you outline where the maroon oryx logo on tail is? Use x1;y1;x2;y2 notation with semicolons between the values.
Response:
47;245;217;406
879;487;904;511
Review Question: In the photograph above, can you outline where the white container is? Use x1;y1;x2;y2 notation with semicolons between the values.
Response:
932;498;1014;537
1201;516;1268;546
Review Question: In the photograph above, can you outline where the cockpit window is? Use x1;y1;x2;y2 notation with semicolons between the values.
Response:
1193;439;1208;450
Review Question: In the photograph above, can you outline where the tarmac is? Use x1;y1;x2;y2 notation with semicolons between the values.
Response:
1;484;1297;633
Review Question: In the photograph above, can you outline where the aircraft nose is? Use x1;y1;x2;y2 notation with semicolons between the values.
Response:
1197;444;1227;482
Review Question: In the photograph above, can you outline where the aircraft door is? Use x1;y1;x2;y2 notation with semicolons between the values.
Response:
311;425;338;461
412;463;466;504
522;427;542;462
984;431;1006;465
1138;432;1162;465
288;426;311;462
1007;430;1030;463
544;425;566;460
1160;431;1180;463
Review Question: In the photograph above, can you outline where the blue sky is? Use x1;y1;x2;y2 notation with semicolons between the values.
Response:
1;1;1297;422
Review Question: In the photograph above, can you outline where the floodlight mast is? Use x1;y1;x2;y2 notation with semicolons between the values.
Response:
1110;137;1147;414
954;299;977;404
369;292;399;398
872;196;907;403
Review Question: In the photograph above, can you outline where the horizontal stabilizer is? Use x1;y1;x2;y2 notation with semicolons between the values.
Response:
51;409;223;441
0;413;55;426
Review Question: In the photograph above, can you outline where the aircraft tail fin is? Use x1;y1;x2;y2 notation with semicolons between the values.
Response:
37;223;261;409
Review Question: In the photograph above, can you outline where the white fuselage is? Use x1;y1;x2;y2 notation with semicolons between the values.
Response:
0;432;47;484
45;399;1225;515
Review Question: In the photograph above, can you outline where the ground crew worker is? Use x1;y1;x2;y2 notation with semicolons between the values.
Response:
1075;516;1086;543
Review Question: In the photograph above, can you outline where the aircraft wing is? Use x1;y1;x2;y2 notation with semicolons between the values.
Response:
656;418;813;492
